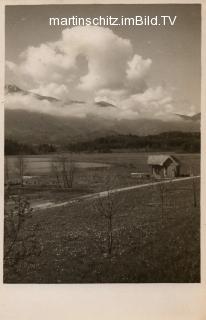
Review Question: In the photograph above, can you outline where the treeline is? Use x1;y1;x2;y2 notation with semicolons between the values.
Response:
66;132;200;153
5;131;200;155
5;138;57;155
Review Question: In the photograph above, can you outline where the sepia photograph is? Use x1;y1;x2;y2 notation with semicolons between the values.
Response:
4;3;201;284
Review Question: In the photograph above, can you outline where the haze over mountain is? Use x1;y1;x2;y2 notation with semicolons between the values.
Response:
5;84;85;105
5;109;200;145
174;113;201;121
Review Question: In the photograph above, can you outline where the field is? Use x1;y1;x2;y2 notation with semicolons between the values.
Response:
4;152;200;283
6;152;200;202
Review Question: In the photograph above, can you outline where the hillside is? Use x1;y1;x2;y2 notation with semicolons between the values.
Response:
5;109;200;145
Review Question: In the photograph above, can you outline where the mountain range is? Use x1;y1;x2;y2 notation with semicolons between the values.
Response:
4;84;200;145
5;84;60;103
5;109;200;145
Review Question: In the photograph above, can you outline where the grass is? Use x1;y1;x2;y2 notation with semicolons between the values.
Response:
4;178;200;283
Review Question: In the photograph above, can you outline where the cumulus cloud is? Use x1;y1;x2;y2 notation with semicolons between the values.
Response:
61;27;132;91
126;54;152;94
122;86;174;119
6;92;90;118
31;83;69;100
6;26;177;120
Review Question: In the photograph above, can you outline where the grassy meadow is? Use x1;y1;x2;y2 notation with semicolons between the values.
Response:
4;152;200;283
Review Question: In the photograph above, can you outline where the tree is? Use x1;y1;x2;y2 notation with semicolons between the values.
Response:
5;138;35;155
192;178;197;208
4;195;33;259
155;181;170;221
4;194;42;281
15;155;26;187
51;154;76;189
51;158;61;188
61;156;75;188
4;156;9;185
190;167;198;208
92;174;124;257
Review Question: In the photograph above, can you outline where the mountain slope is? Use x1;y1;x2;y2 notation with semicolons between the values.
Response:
5;109;200;145
5;84;60;103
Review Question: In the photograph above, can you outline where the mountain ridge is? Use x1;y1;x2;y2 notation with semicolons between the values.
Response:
5;109;200;145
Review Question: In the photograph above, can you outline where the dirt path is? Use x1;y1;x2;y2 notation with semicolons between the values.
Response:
32;175;200;211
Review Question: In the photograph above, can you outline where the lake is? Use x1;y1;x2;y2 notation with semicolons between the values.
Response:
5;152;200;177
6;156;111;176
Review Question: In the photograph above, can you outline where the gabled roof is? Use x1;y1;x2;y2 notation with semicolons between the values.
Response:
147;155;179;166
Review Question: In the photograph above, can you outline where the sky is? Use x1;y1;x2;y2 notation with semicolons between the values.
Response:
5;4;201;121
